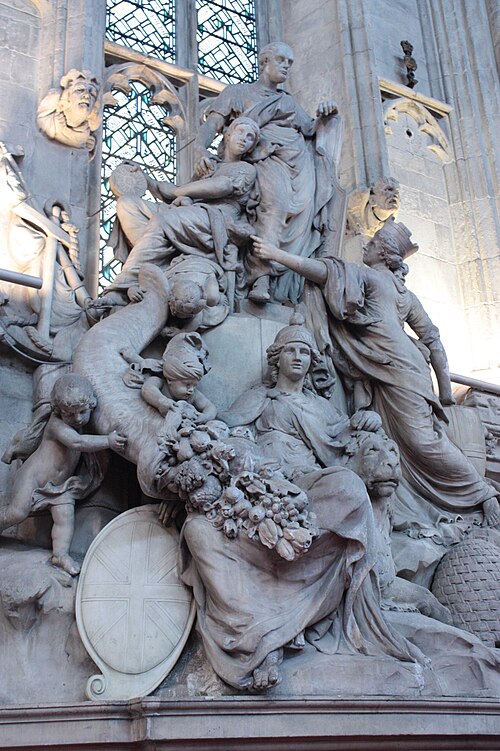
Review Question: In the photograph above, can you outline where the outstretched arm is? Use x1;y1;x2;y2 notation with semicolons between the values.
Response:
173;175;234;201
148;173;233;203
428;341;454;406
51;417;126;452
252;237;328;285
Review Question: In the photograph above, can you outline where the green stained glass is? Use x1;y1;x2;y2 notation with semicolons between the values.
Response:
99;80;176;289
106;0;175;62
196;1;258;85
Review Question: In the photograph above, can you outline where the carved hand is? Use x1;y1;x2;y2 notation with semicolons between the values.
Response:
172;196;193;207
108;431;127;451
194;151;217;178
316;101;338;118
251;235;282;262
350;410;382;432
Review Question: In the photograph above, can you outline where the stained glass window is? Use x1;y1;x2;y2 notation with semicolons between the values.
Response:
196;1;258;85
99;1;258;288
99;81;176;289
106;0;175;62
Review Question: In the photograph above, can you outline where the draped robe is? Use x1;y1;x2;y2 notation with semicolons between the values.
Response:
179;385;421;689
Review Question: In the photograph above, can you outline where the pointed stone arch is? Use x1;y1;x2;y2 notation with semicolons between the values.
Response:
383;97;452;163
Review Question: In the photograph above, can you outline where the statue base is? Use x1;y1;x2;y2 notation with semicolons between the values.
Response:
1;696;499;749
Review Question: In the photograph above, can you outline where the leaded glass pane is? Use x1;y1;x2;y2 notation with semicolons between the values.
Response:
196;1;258;85
99;80;176;289
106;0;175;62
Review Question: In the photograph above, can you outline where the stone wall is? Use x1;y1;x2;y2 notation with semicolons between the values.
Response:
281;0;500;379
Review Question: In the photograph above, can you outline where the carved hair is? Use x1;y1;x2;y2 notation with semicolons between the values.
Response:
162;332;210;383
59;69;99;95
370;176;400;196
169;279;205;318
335;427;399;463
50;374;97;414
373;218;418;270
376;236;404;271
258;42;294;73
225;117;260;144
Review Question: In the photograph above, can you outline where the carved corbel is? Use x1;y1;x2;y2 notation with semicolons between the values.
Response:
37;69;102;152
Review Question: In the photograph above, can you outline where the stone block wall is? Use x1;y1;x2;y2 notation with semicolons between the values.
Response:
281;0;500;379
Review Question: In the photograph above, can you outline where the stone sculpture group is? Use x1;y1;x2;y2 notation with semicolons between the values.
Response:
0;42;499;702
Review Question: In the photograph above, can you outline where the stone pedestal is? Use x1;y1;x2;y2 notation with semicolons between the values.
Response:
0;697;499;750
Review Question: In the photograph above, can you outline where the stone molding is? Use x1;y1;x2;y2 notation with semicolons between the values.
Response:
383;97;451;163
379;78;452;118
0;697;499;749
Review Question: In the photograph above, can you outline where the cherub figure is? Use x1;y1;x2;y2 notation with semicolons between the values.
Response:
121;332;217;424
0;375;126;575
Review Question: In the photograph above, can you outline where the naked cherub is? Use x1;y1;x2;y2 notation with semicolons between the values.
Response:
0;374;127;575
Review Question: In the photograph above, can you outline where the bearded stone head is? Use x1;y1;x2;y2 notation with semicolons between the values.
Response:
338;428;401;500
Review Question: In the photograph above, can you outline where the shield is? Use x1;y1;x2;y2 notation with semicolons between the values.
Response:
76;505;195;700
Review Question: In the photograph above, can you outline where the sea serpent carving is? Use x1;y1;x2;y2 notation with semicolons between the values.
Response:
72;264;169;499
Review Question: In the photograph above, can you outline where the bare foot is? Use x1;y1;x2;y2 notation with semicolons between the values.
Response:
51;554;80;576
252;648;282;691
482;497;500;527
286;630;305;650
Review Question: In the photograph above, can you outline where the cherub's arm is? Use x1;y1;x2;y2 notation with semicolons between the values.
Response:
50;417;126;452
141;376;175;416
192;389;217;423
252;236;328;285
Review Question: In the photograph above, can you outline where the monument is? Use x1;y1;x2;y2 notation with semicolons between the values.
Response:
0;2;499;748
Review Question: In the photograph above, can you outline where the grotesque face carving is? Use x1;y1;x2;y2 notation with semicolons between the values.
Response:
62;80;98;128
371;178;401;213
343;431;401;499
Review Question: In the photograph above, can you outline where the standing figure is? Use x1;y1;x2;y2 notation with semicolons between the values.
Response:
0;375;126;575
193;42;338;304
252;226;500;530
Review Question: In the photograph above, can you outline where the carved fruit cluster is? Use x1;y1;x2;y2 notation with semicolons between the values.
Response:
213;471;319;561
157;419;318;561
